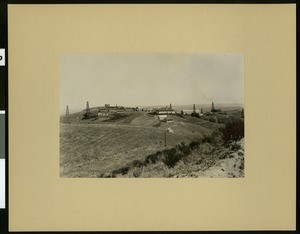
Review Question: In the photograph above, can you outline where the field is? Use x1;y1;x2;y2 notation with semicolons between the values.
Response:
60;109;243;178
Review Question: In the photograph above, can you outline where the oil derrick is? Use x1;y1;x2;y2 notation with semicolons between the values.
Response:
170;103;172;110
66;105;69;116
211;102;215;111
200;108;203;114
193;104;196;113
241;108;244;118
86;101;90;115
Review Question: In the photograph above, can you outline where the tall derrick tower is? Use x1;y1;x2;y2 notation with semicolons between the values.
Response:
86;101;90;115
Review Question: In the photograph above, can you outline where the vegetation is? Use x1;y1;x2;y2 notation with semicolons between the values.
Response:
220;118;244;144
60;108;244;178
110;128;244;178
191;112;200;118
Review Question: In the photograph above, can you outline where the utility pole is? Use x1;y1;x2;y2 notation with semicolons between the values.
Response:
66;105;69;116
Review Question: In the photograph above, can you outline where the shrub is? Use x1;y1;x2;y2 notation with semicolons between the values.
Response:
189;140;201;150
211;130;224;145
230;141;241;151
132;167;143;177
191;112;200;118
131;159;145;168
221;118;244;144
161;148;184;168
176;142;191;155
202;135;214;144
111;166;130;177
144;151;162;164
139;161;170;178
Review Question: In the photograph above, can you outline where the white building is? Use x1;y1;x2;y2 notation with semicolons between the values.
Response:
154;108;176;115
98;112;109;117
181;110;200;115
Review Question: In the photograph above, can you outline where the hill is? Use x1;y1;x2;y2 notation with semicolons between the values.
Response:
60;111;224;177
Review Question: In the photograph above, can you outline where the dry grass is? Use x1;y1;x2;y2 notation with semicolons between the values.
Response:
60;122;211;177
117;138;244;178
60;111;234;178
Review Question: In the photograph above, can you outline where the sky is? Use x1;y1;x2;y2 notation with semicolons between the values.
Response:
60;53;244;114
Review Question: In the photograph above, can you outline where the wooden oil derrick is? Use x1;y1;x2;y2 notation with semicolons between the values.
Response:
66;105;69;116
86;101;90;115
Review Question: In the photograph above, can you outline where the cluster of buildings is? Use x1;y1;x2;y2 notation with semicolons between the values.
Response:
79;102;127;119
66;101;225;121
152;104;175;122
97;104;128;117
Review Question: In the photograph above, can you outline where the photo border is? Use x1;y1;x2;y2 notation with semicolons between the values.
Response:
0;1;298;233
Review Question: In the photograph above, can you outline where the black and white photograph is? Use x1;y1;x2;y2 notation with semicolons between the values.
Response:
60;53;244;178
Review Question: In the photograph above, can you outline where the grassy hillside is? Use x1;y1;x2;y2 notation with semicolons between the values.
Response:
118;138;244;178
60;112;223;177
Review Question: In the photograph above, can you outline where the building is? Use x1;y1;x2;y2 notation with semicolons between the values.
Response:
98;112;109;117
115;110;126;116
136;106;147;111
97;107;109;117
125;107;135;112
181;110;200;115
98;107;108;112
154;108;176;115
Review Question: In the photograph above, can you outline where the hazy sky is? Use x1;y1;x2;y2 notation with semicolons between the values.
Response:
61;53;243;114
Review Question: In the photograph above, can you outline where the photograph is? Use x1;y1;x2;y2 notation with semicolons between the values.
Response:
60;52;244;178
5;3;296;232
